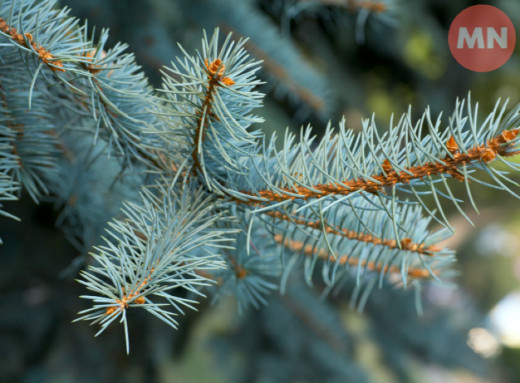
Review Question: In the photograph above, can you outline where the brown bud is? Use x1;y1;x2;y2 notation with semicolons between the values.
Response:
400;238;412;249
105;306;117;316
480;148;496;163
501;129;519;143
446;135;458;153
382;159;392;174
134;296;146;305
221;77;235;86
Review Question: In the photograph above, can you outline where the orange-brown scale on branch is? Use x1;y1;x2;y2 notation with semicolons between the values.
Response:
0;17;64;72
190;58;235;176
226;253;249;279
236;128;520;203
204;58;235;86
235;265;248;279
103;264;221;315
82;50;102;74
382;158;393;174
273;235;432;279
265;210;442;255
104;269;154;315
446;135;458;154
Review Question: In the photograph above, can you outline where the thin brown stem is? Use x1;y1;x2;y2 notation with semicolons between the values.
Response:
264;210;442;255
274;234;433;279
191;58;235;176
0;17;64;72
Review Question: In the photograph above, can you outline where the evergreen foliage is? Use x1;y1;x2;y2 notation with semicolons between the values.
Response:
1;0;519;368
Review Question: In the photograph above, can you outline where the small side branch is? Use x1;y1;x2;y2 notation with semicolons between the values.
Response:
103;225;220;317
274;235;433;280
265;210;442;255
191;58;235;176
240;129;520;203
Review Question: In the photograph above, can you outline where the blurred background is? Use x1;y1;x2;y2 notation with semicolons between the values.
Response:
2;0;520;382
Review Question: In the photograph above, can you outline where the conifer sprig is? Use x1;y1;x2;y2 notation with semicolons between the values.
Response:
0;0;163;167
259;195;454;289
76;176;234;353
2;0;520;353
158;29;264;190
225;98;520;230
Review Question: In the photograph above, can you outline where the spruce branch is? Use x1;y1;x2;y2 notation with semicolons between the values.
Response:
235;120;519;209
158;28;264;191
190;56;236;176
276;0;398;45
264;209;443;255
0;0;89;75
1;0;164;167
274;235;435;280
226;97;520;231
76;176;234;353
3;0;520;355
257;195;454;289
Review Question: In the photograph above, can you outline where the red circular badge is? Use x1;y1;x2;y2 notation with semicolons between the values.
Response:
448;5;515;72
